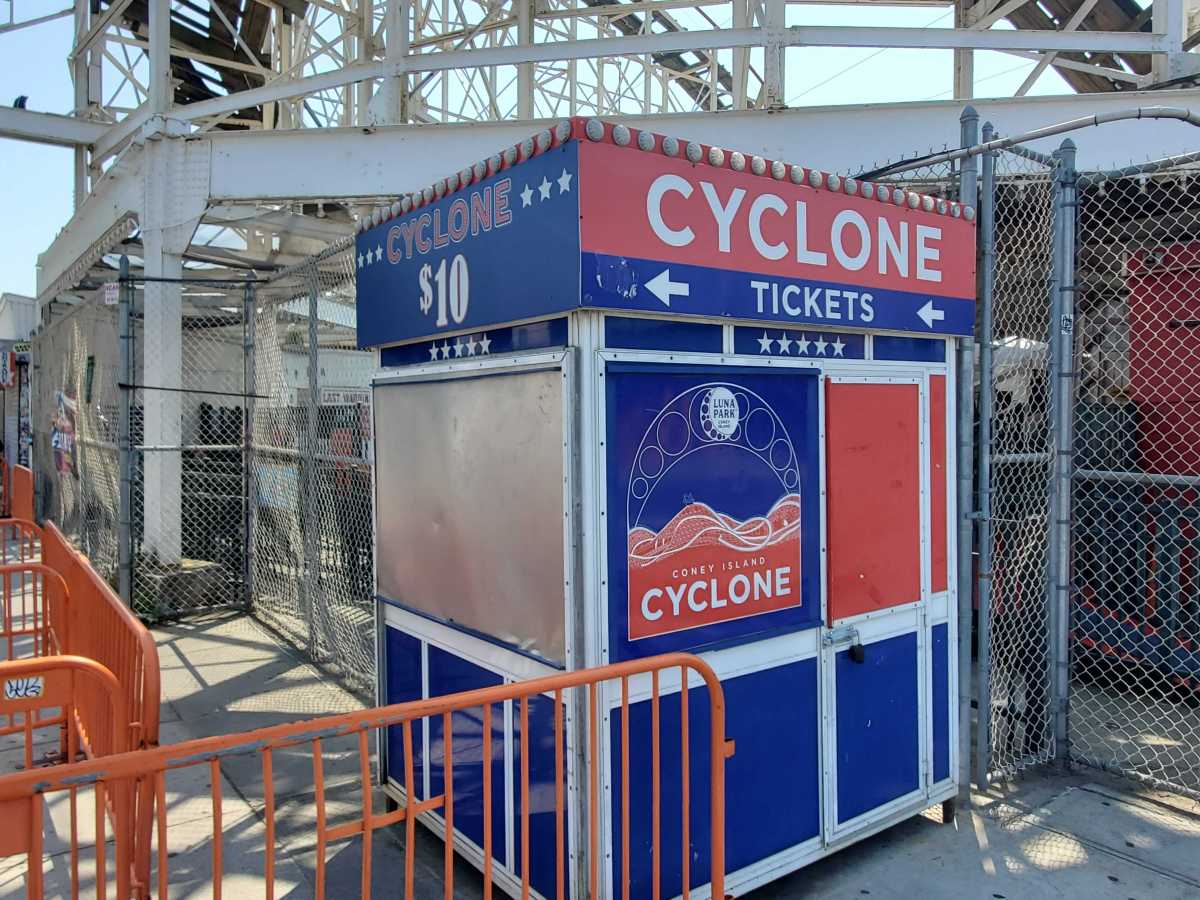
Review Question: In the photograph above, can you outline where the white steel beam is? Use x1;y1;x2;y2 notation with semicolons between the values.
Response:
0;6;72;34
205;87;1200;203
168;24;1172;125
36;155;141;298
0;106;108;147
1001;49;1140;84
69;0;132;59
1014;0;1103;96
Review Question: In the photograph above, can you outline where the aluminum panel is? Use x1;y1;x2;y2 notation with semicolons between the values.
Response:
374;368;566;662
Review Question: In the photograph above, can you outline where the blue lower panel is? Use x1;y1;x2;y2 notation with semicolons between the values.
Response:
836;632;920;823
514;693;569;899
932;624;950;782
427;645;508;868
611;659;819;896
385;627;424;800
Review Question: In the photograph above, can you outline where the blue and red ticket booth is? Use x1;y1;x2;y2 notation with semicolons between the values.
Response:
356;118;977;897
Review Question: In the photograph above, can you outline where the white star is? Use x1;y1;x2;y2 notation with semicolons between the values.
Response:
375;244;384;263
777;333;793;355
479;334;492;354
466;337;478;356
757;331;774;354
796;334;811;355
557;169;573;194
453;339;465;358
832;336;846;357
538;177;552;201
813;335;829;356
357;253;364;269
521;184;534;207
440;341;452;359
428;342;439;361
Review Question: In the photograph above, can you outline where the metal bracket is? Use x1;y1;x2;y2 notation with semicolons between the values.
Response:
822;624;860;648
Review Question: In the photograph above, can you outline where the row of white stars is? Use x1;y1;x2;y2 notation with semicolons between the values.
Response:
358;245;383;269
429;335;493;360
757;331;847;357
520;169;573;207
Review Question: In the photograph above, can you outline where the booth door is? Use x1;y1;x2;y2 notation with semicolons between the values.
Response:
822;376;939;840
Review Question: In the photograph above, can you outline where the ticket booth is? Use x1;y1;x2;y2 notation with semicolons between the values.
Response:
356;118;976;898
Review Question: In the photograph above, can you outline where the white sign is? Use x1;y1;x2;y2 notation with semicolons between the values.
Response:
4;676;44;699
103;282;119;306
320;389;370;406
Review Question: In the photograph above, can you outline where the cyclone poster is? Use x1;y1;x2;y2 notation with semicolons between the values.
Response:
605;363;820;661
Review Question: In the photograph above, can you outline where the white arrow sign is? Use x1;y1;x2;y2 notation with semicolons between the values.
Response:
645;269;690;307
917;300;945;329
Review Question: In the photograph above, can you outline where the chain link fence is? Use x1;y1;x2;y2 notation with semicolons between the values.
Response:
252;244;375;698
976;144;1200;807
30;239;375;699
875;125;1200;807
1068;156;1200;805
32;295;123;580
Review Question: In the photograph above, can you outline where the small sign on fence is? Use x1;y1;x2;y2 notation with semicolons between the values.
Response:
103;282;119;306
3;676;44;700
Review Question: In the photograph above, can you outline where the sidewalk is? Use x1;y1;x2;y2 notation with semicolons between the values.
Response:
5;609;1200;897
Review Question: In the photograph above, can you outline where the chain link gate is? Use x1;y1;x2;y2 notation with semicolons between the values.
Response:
121;275;253;618
976;142;1060;783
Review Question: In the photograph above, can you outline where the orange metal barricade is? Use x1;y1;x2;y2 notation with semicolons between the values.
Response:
39;522;161;894
0;517;41;564
0;563;71;661
10;465;34;522
40;522;160;754
0;652;731;900
0;654;129;771
0;655;134;898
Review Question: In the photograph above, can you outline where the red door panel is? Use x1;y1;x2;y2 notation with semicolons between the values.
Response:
826;381;922;622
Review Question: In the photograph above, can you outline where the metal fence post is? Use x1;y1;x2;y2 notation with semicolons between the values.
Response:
118;257;134;606
243;281;257;611
956;105;979;801
1048;139;1078;764
973;123;997;788
303;265;321;652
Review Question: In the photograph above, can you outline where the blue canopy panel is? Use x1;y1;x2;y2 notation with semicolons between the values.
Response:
355;119;977;349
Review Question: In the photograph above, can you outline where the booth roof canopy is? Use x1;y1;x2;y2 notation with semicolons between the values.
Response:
355;117;979;235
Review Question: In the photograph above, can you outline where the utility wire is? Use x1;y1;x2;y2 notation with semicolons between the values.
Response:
786;9;954;104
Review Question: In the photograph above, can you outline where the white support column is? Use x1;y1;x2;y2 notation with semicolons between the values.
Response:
357;0;375;125
141;218;183;564
955;0;975;100
72;0;90;209
148;0;172;115
369;0;410;125
518;0;535;119
139;0;209;564
139;135;209;565
1152;0;1189;82
764;0;786;108
732;0;750;109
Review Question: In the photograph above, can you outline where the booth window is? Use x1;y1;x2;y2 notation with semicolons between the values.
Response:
374;369;567;665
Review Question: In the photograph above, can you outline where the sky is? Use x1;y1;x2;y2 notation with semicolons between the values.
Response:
0;5;1072;298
